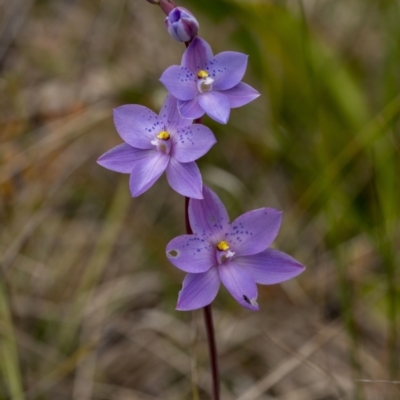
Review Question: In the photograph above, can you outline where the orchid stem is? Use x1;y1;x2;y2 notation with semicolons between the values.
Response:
203;304;220;400
185;196;220;400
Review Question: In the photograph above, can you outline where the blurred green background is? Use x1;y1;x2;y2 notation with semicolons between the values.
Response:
0;0;399;399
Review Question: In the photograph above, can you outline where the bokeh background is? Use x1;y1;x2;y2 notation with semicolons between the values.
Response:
1;0;399;399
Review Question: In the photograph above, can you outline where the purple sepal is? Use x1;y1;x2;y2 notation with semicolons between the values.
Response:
176;267;220;311
233;249;305;284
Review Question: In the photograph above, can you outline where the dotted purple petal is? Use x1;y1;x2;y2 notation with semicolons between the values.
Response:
160;65;197;101
208;52;248;91
113;105;162;149
166;234;216;273
226;208;282;257
171;124;216;163
182;37;213;73
189;185;230;243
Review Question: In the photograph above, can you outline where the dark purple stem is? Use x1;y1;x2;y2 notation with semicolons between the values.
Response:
203;304;220;400
185;196;220;400
184;196;191;234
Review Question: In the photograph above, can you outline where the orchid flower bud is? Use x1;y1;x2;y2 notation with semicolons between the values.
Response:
165;7;199;43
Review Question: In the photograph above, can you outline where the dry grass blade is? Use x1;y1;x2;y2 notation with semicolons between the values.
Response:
0;104;109;186
57;179;131;349
0;0;36;61
0;283;25;400
236;321;343;400
1;138;99;277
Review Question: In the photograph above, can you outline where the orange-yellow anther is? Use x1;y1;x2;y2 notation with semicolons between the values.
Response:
197;70;209;79
157;131;170;140
217;241;230;251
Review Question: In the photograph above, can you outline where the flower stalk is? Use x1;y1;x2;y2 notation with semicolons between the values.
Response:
159;0;176;15
185;196;220;400
203;305;220;400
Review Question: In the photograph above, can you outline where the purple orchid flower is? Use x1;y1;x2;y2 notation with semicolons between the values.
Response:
160;37;260;124
166;186;305;311
97;95;216;199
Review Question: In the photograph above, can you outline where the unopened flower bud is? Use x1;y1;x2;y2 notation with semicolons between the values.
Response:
165;7;199;43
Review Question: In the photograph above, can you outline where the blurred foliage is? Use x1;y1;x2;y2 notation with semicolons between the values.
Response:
0;0;399;399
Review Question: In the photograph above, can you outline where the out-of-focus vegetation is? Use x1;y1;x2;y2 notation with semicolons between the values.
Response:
0;0;399;399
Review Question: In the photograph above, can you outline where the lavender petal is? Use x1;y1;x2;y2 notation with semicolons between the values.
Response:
178;98;205;119
182;37;213;73
128;150;169;197
198;91;230;124
166;159;203;199
176;267;220;311
166;234;215;273
160;65;197;101
189;185;230;243
171;124;216;163
227;208;282;257
219;263;259;311
113;105;160;149
97;144;143;173
233;249;305;284
159;93;192;131
209;52;248;91
223;82;260;108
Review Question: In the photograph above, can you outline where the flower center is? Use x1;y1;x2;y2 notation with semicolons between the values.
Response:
151;130;171;154
197;70;209;79
216;240;235;264
157;130;170;140
217;241;230;251
197;70;214;93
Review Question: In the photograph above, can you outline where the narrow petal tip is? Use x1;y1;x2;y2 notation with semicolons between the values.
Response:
224;82;261;109
241;294;260;311
190;190;204;200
